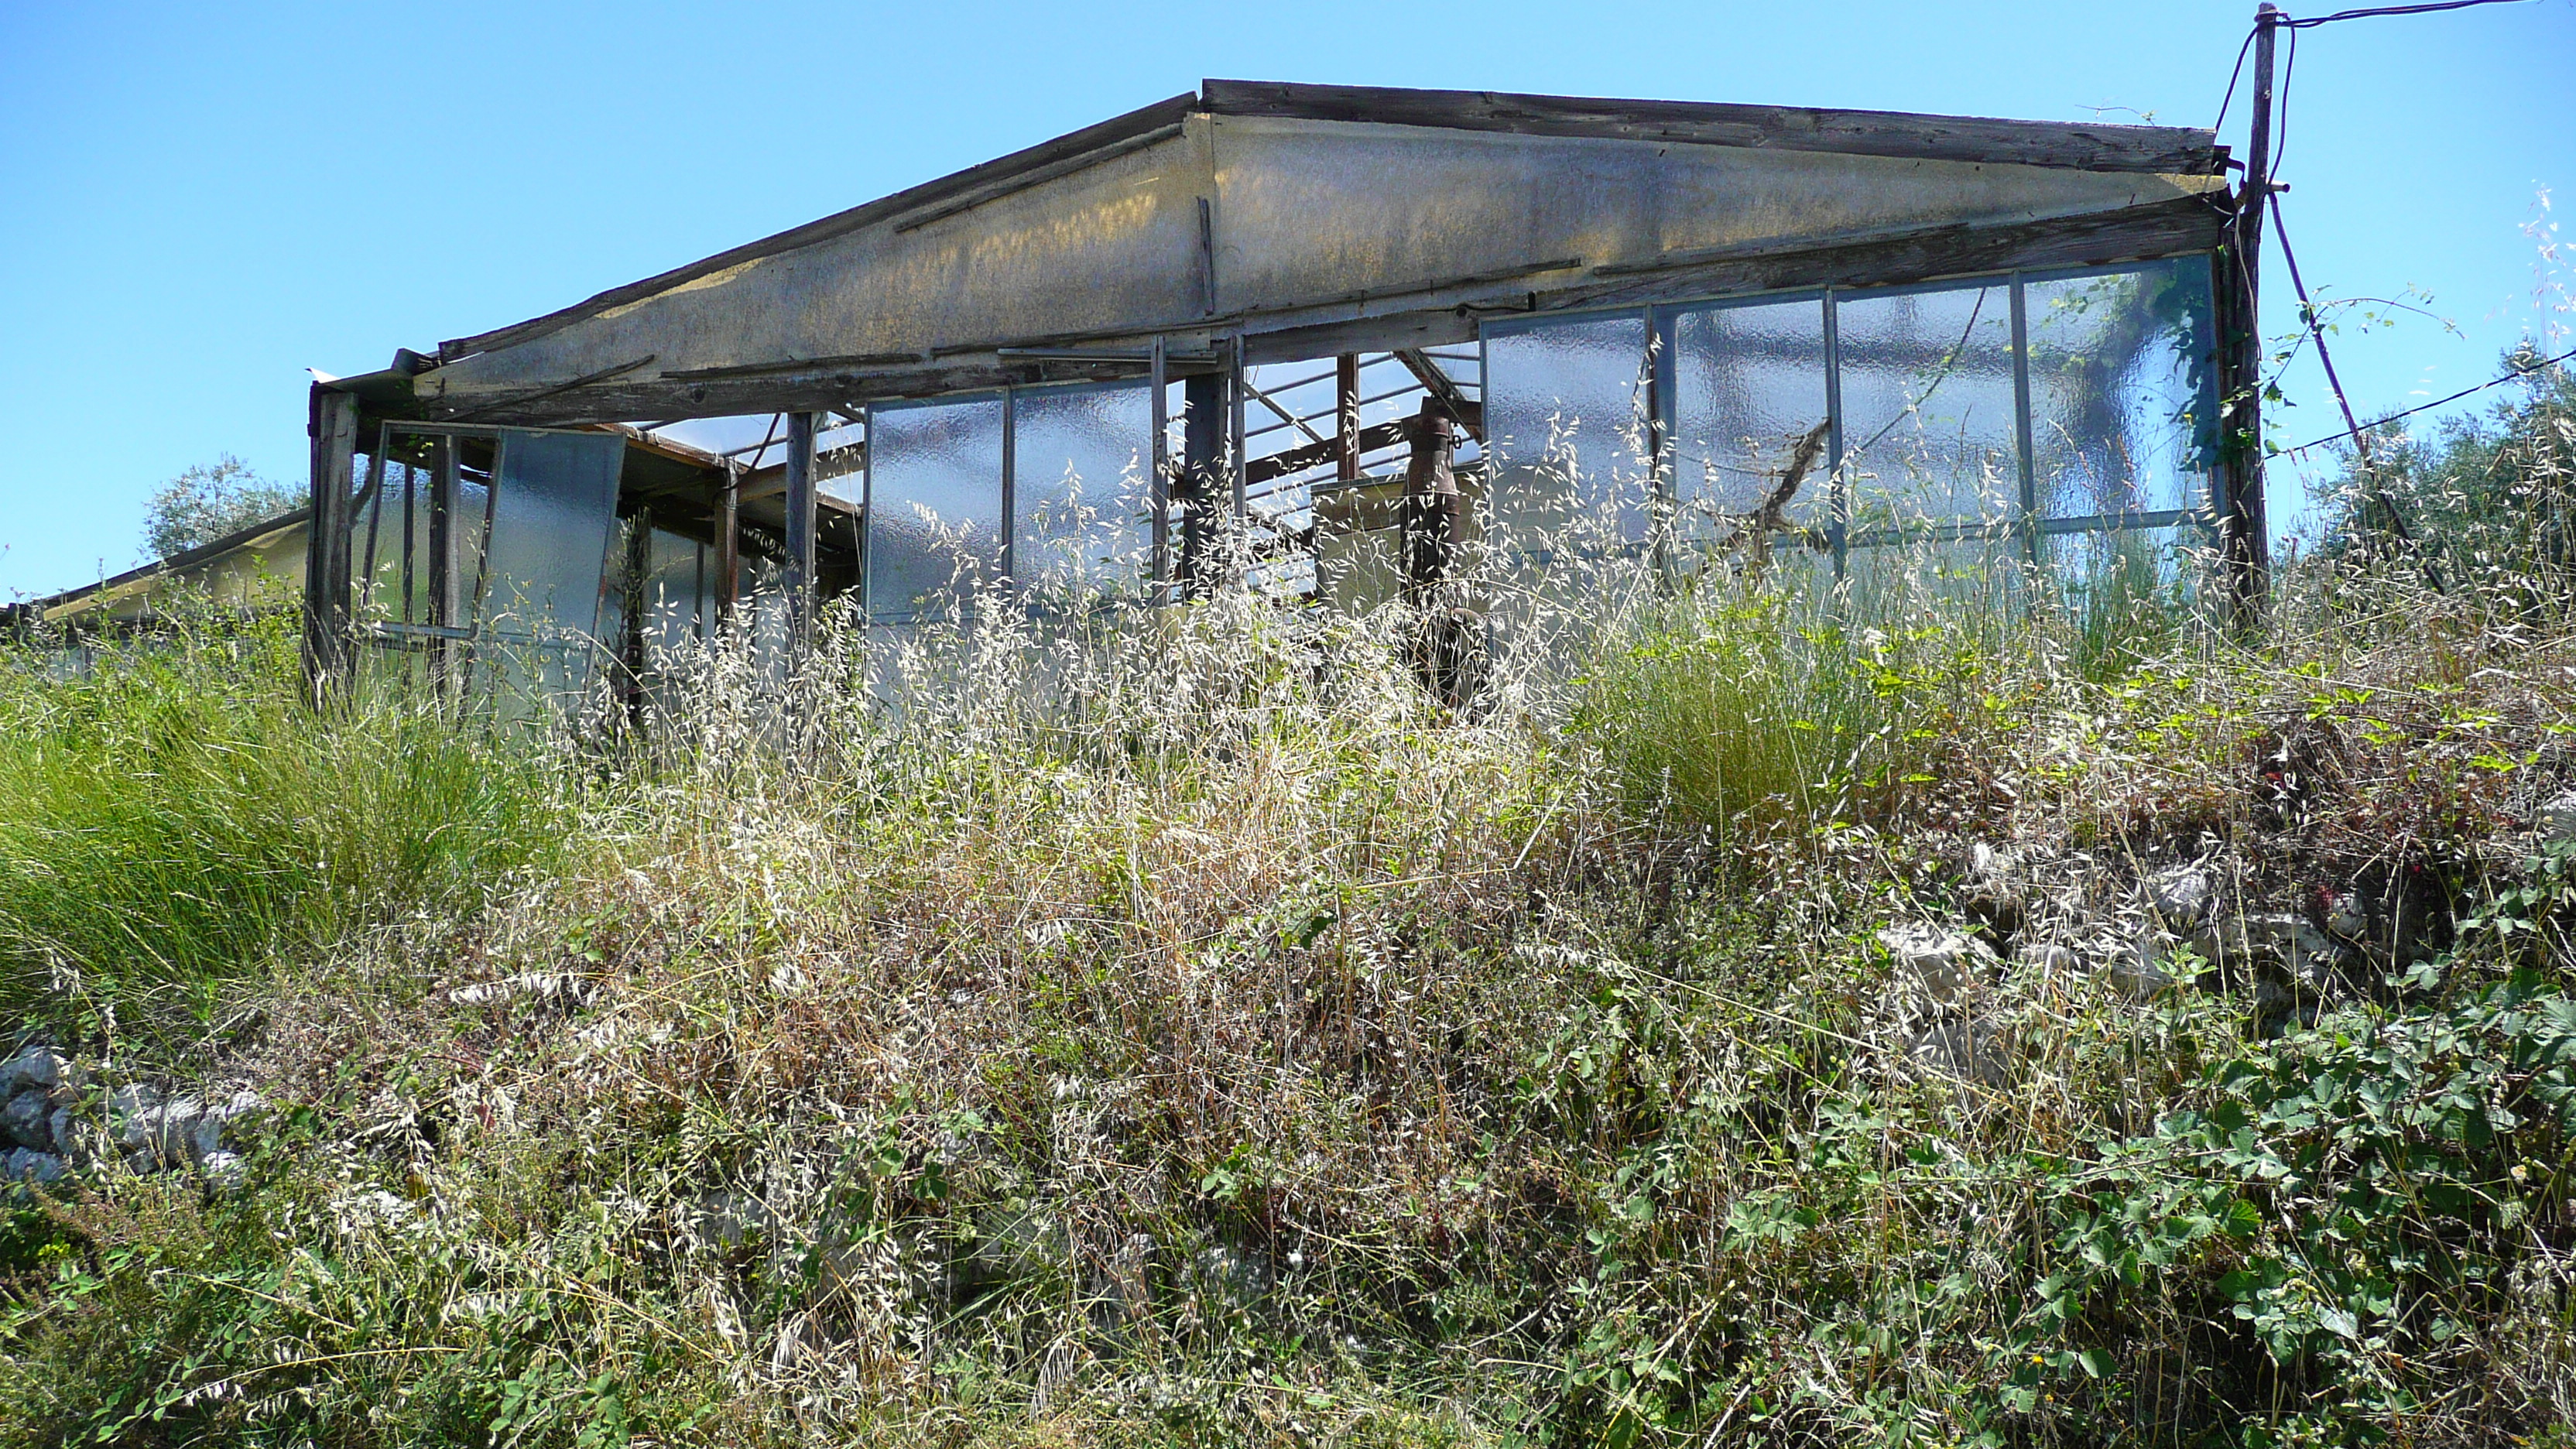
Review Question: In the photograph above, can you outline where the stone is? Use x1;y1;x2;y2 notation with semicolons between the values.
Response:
2537;789;2576;845
0;1091;53;1150
1960;843;2030;933
46;1107;75;1160
1877;924;1997;1007
1192;1245;1273;1308
2247;913;2343;991
2;1149;68;1188
187;1091;265;1163
1905;1017;2012;1088
447;973;594;1010
2148;865;2217;930
112;1089;205;1170
2105;940;2176;1001
2253;979;2297;1019
199;1149;247;1194
2015;942;2081;975
0;1048;70;1096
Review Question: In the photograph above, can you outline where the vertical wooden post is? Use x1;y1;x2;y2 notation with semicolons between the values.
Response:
2221;2;2280;622
302;385;359;707
427;433;460;690
1150;339;1170;594
715;459;741;632
783;410;817;657
1180;372;1224;598
1335;353;1360;483
620;509;652;728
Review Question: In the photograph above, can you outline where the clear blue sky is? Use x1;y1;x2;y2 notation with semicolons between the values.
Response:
3;0;2569;598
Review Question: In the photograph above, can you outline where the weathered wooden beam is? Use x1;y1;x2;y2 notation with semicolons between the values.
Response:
302;385;359;707
1568;193;2228;312
1394;349;1485;444
1248;418;1410;488
783;411;817;657
1200;80;2223;175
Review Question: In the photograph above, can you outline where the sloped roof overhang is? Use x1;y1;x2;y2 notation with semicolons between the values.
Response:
361;82;2229;429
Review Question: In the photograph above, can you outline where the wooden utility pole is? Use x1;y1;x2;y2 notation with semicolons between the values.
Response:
2221;2;2281;622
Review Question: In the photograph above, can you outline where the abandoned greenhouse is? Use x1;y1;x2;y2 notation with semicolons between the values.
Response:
289;80;2263;705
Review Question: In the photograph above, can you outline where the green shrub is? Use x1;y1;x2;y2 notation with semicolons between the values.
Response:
0;605;574;1033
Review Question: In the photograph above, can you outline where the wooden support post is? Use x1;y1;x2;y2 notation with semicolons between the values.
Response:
1335;353;1360;482
1150;339;1170;593
1180;372;1224;598
302;385;359;707
783;410;817;656
1400;401;1473;704
715;460;742;632
427;433;460;691
620;509;652;728
2220;2;2280;623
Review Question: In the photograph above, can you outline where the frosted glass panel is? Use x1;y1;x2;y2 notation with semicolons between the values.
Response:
481;430;622;646
643;528;709;652
1835;283;2021;527
1011;382;1155;603
2025;259;2220;519
1672;296;1833;551
867;396;1006;623
1483;312;1653;555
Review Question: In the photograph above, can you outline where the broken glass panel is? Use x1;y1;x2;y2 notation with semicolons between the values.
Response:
1482;310;1653;559
1834;282;2022;531
1670;295;1834;567
2024;257;2221;519
866;395;1006;625
1010;382;1155;606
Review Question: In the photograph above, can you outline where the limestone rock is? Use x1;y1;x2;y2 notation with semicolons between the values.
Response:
2;1149;67;1188
1877;924;1996;1007
0;1048;72;1097
2015;942;2081;975
112;1088;204;1170
2106;942;2176;1001
199;1149;248;1194
2537;789;2576;845
1905;1018;2012;1088
0;1090;52;1150
2148;865;2217;930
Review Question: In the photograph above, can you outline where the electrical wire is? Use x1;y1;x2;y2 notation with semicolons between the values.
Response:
2210;27;2259;140
2268;23;2298;187
2282;0;2533;27
2269;192;2444;589
2269;346;2576;457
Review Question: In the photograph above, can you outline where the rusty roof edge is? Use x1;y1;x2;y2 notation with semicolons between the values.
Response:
435;90;1204;365
1197;79;2221;176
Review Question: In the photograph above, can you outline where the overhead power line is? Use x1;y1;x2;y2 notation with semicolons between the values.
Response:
2270;346;2576;459
2281;0;2534;27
